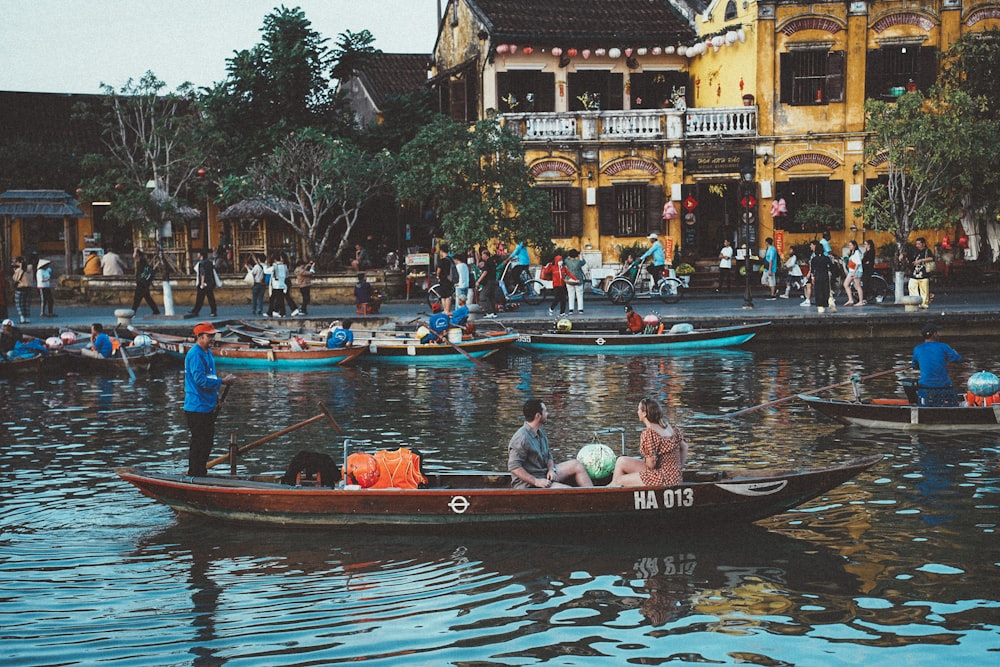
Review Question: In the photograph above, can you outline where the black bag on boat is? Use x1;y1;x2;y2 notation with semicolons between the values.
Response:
281;450;340;487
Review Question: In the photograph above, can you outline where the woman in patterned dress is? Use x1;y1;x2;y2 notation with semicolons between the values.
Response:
609;398;688;487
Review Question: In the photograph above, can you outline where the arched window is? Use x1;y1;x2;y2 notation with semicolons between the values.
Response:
724;0;738;21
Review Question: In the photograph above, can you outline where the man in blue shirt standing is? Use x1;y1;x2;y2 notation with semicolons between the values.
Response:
184;322;236;476
911;323;963;406
639;233;666;285
763;237;779;299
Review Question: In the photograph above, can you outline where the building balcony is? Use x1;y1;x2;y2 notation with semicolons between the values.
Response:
500;107;757;144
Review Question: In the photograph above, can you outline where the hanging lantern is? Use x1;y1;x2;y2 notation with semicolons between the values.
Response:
567;47;578;57
581;49;591;59
594;47;607;57
651;46;662;55
712;36;724;51
624;48;633;57
551;47;563;56
608;47;622;59
663;46;675;55
726;31;738;44
636;47;647;56
738;28;746;43
523;46;533;55
676;46;686;57
509;44;517;54
662;200;678;220
496;44;509;54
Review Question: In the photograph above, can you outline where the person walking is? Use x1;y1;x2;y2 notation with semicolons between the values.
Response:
265;253;289;317
188;250;218;318
544;255;568;317
808;239;835;314
131;249;160;316
292;260;315;316
476;249;502;318
563;248;586;314
246;254;266;316
184;321;236;477
843;240;865;306
12;256;33;324
762;237;779;299
902;236;934;309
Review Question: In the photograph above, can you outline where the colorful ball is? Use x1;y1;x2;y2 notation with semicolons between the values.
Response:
45;336;64;350
60;331;77;345
131;334;152;347
556;318;572;332
577;443;616;481
967;371;1000;398
345;453;380;488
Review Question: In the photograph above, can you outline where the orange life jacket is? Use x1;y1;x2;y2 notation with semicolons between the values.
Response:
965;391;1000;407
369;447;427;489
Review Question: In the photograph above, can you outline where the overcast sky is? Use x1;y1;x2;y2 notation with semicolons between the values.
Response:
0;0;440;94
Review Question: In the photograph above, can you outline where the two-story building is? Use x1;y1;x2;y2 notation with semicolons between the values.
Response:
428;0;1000;268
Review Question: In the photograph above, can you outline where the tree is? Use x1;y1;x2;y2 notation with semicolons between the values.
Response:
77;71;204;242
232;128;395;263
395;115;552;254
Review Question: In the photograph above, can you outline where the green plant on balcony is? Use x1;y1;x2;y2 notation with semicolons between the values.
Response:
577;92;600;110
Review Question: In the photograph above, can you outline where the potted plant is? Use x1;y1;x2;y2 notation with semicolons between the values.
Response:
674;262;695;287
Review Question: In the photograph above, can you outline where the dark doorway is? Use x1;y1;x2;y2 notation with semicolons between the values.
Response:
678;181;742;258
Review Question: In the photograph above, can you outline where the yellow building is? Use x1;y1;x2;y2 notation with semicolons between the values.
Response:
430;0;1000;267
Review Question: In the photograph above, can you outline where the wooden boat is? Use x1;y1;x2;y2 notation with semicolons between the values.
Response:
798;394;1000;430
115;454;881;530
59;343;165;375
0;353;44;376
514;322;769;354
148;332;367;369
363;330;519;362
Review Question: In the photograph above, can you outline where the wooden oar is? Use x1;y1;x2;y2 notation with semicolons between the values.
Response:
723;364;912;419
421;320;484;366
206;402;343;470
113;326;136;382
213;383;231;417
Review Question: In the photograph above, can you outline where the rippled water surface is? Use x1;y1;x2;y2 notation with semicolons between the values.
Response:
2;341;998;666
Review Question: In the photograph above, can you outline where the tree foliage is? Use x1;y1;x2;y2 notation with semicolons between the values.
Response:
231;128;395;263
394;115;553;254
77;71;204;235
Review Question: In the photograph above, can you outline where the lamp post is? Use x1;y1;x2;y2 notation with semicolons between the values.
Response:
740;162;756;309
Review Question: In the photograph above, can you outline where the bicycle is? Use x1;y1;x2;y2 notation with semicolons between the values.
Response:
428;266;545;311
599;260;683;305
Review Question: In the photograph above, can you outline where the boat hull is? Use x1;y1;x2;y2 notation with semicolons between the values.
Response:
150;333;366;368
367;332;518;363
799;394;1000;430
514;323;768;353
116;454;880;530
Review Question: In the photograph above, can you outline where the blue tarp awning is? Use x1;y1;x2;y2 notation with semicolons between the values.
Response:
0;190;84;218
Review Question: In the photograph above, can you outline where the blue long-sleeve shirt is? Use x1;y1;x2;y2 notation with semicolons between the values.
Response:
912;341;963;388
184;344;222;413
639;241;665;266
511;243;530;267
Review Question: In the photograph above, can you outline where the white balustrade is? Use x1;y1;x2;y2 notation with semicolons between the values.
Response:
501;107;756;142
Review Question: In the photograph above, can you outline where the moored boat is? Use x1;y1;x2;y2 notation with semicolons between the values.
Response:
148;331;367;369
0;353;44;376
58;343;165;375
514;322;768;354
798;394;1000;430
116;454;881;531
363;329;519;362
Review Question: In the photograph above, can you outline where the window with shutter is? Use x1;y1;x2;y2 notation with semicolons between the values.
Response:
598;187;616;236
566;188;583;237
780;50;846;106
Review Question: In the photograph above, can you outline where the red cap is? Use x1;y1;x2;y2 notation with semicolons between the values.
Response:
193;322;219;336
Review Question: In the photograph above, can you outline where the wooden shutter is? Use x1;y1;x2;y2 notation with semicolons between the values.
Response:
606;73;624;110
646;185;664;235
916;47;937;91
567;187;583;236
826;51;845;103
449;77;467;122
598;187;616;236
865;49;884;100
780;52;793;104
825;180;845;229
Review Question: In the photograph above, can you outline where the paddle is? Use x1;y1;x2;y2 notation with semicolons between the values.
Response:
723;364;912;419
113;326;136;382
206;402;343;470
420;320;484;366
213;383;231;417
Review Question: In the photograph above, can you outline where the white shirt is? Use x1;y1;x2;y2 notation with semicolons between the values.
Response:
785;255;803;277
719;245;734;270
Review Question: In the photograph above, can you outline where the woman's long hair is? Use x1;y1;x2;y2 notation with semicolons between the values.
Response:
640;397;667;427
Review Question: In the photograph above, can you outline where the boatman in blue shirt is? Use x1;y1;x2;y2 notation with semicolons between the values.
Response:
639;232;667;284
184;322;237;476
80;322;113;359
326;319;355;348
911;323;963;406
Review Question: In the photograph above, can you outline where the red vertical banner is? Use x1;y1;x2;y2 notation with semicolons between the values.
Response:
664;237;675;264
775;230;785;257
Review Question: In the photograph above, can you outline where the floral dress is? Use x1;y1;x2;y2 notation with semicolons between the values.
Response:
638;425;685;486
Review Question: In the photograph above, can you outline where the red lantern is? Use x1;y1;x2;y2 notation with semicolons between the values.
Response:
683;195;698;211
522;46;533;55
197;168;207;178
567;48;578;57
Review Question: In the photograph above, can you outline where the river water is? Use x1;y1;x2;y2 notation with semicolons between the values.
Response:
2;341;997;666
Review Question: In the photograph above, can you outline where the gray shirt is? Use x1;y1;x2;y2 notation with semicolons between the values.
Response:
507;422;552;488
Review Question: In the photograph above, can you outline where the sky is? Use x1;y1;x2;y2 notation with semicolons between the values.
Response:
0;0;441;94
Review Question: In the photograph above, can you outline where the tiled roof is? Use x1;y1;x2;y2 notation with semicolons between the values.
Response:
468;0;698;45
0;190;84;218
354;53;430;109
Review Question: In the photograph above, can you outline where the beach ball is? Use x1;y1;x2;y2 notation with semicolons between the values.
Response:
967;371;1000;397
556;318;572;333
131;334;152;347
45;336;63;350
60;330;77;345
345;453;380;488
577;443;616;482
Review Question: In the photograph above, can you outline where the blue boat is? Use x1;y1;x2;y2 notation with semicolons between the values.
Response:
514;322;768;354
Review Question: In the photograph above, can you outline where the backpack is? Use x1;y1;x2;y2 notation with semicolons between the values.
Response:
448;258;460;285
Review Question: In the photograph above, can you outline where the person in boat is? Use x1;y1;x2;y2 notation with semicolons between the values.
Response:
184;322;237;477
326;319;354;349
80;322;113;359
1;318;23;359
912;323;963;407
609;398;688;487
451;296;470;329
508;399;593;489
624;304;644;334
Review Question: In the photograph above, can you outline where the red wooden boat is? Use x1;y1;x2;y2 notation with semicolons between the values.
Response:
116;454;881;531
148;331;367;369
